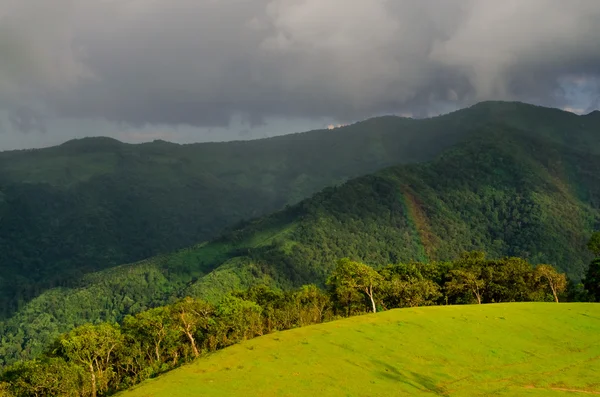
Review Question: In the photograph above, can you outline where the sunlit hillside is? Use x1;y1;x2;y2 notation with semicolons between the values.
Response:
119;303;600;397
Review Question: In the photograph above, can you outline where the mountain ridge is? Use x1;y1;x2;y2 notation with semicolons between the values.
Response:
1;119;598;366
8;100;595;318
0;101;590;155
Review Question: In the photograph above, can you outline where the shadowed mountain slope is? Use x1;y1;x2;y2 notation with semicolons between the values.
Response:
2;119;599;365
2;101;600;318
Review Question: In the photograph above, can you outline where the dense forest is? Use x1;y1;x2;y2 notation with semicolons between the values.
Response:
2;120;600;368
4;247;598;397
2;101;600;319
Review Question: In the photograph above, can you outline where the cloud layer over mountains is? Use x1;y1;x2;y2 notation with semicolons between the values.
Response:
1;0;600;144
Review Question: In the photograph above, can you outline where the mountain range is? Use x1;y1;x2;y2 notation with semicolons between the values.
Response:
1;101;599;366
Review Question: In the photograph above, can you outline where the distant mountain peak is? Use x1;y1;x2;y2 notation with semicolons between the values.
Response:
585;109;600;117
60;136;124;147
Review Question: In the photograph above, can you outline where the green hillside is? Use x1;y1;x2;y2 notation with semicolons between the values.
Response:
118;303;600;397
2;101;599;318
2;119;599;366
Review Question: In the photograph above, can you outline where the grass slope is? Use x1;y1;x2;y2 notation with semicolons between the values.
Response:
119;303;600;397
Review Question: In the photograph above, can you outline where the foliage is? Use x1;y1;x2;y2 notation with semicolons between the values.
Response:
0;358;84;397
534;264;568;303
378;263;443;309
583;260;600;302
52;323;123;397
0;284;336;396
587;232;600;257
0;253;572;396
445;252;488;304
583;233;600;301
170;297;214;358
327;258;383;314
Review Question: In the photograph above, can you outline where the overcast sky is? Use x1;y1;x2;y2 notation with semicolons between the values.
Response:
1;0;599;150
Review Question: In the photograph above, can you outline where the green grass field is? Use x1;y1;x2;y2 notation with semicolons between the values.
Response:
119;303;600;397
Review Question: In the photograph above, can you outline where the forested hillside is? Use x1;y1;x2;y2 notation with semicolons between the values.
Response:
0;254;578;396
2;119;599;366
1;101;599;318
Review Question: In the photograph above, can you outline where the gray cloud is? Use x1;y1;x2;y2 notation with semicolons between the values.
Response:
0;0;87;100
1;0;600;136
7;107;46;133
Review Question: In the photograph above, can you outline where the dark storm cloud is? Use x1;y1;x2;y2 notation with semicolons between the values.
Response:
2;0;600;131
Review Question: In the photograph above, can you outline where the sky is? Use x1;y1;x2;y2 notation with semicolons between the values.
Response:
1;0;600;150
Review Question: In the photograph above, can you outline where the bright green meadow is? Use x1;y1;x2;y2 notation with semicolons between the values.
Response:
119;303;600;397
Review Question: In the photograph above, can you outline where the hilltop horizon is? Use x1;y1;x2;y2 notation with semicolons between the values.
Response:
3;100;597;152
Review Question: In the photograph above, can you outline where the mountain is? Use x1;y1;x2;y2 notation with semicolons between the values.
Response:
2;101;599;319
0;107;456;318
2;112;599;366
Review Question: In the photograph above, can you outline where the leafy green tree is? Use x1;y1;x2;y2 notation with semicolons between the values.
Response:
381;278;441;308
0;382;12;397
583;259;600;302
0;358;83;397
233;285;286;332
171;297;214;358
534;265;567;303
122;307;179;367
112;338;149;390
445;252;512;305
482;257;536;303
583;233;600;302
53;323;122;397
587;232;600;257
446;268;485;304
212;296;263;348
565;279;589;302
294;284;331;325
446;263;485;305
378;263;442;309
327;258;382;313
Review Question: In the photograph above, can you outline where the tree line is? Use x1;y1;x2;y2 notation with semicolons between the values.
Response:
2;245;600;397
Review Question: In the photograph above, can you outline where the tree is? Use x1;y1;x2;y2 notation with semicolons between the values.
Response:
446;268;485;304
445;252;487;304
53;323;122;397
327;258;382;313
0;358;83;397
294;284;330;325
122;307;178;366
212;296;263;348
534;264;567;303
0;382;12;397
171;297;214;358
378;263;442;309
587;232;600;257
233;285;286;332
583;233;600;302
381;277;441;308
482;257;535;303
583;259;600;302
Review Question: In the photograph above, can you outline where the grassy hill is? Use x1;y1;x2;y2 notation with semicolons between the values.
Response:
117;303;600;396
2;120;599;366
2;101;600;318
